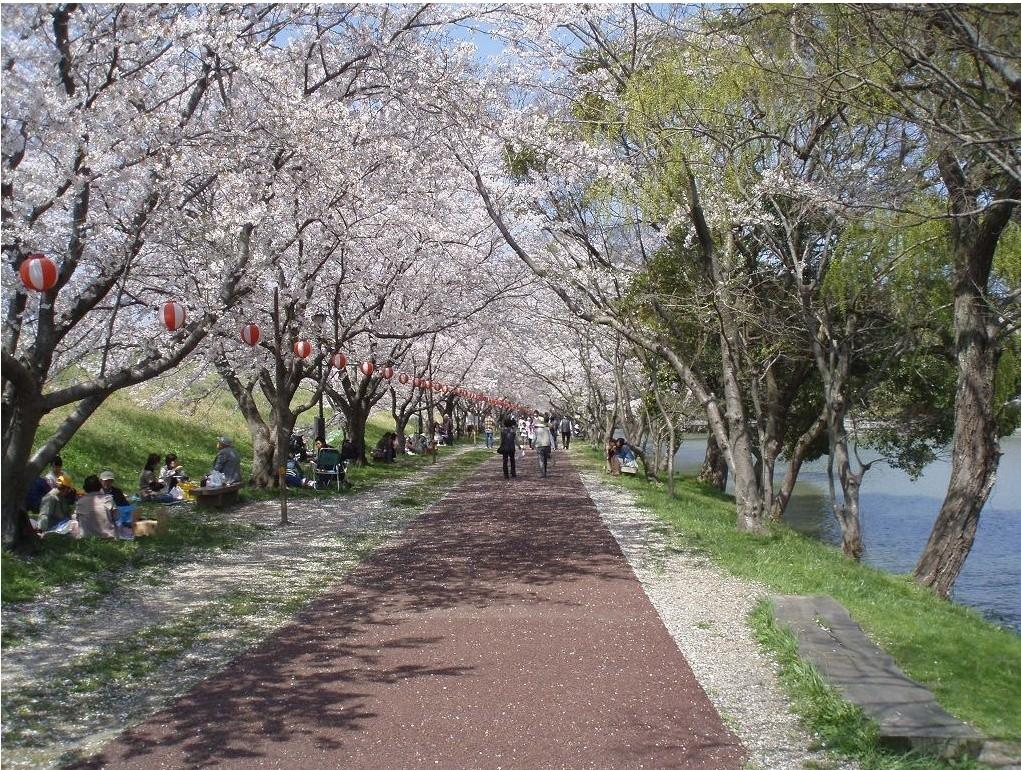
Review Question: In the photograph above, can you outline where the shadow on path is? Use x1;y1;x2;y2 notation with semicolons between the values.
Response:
74;452;744;770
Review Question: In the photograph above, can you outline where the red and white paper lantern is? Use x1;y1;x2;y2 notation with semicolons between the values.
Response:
293;340;312;359
382;366;394;380
160;301;186;331
398;372;410;385
331;352;347;369
19;253;58;292
240;323;261;347
359;360;375;377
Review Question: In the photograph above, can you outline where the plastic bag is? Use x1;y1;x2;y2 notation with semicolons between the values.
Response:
206;470;225;489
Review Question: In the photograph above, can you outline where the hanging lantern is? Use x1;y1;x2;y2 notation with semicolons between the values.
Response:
160;301;186;331
398;372;410;385
360;360;374;377
331;352;347;369
19;253;59;292
240;323;261;347
413;377;421;388
293;340;312;359
382;366;394;380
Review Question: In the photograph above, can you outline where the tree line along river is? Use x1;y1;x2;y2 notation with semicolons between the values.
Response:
670;432;1021;634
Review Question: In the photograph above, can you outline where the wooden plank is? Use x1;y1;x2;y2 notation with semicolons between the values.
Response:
772;595;983;758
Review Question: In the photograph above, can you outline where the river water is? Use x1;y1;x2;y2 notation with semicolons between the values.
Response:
671;433;1021;633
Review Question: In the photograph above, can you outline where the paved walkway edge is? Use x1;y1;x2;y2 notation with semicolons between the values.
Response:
577;461;856;770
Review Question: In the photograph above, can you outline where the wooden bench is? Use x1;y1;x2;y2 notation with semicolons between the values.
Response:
191;483;242;510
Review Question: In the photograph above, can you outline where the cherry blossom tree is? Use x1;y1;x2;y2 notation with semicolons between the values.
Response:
0;4;295;545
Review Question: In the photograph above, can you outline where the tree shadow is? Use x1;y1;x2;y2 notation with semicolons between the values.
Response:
70;455;741;769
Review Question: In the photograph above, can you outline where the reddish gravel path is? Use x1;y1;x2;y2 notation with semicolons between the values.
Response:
77;451;744;769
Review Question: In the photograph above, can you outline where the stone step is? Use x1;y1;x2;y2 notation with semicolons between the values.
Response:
771;595;983;759
979;741;1021;769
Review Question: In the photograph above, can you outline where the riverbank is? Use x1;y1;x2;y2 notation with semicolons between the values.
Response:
671;432;1021;632
579;447;1021;753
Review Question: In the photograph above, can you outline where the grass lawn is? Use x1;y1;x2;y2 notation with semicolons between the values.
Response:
4;384;472;605
579;447;1021;752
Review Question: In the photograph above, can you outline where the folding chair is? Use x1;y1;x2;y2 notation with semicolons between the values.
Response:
314;448;346;491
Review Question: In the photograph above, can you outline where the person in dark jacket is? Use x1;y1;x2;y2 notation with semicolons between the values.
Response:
211;437;242;485
497;417;518;479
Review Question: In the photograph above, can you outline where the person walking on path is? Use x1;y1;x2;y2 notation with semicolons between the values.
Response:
497;417;518;479
483;413;496;450
77;449;746;770
534;416;553;478
560;415;572;450
549;415;559;450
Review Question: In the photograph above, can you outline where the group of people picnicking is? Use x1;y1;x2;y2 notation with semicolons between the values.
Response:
27;413;628;535
284;429;441;489
26;437;244;540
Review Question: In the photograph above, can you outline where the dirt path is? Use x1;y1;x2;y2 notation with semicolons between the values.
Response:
73;451;744;769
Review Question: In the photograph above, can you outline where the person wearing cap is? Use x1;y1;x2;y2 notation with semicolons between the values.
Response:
99;470;136;536
75;474;116;539
38;474;75;531
211;437;241;485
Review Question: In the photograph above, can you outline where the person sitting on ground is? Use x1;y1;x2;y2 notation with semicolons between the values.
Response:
210;436;242;486
289;433;310;462
45;454;66;488
38;474;75;531
75;474;116;539
160;453;188;485
99;470;136;535
608;438;638;476
372;432;396;463
404;435;415;454
140;453;176;501
285;456;307;488
25;475;52;517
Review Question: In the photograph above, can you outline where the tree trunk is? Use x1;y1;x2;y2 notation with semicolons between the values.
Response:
345;404;370;466
249;421;277;487
1;398;44;546
394;413;411;454
913;270;1002;596
667;429;676;497
771;415;826;521
698;432;728;491
830;428;865;560
913;158;1014;597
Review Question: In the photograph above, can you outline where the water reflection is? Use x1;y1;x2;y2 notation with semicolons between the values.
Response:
671;433;1021;633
